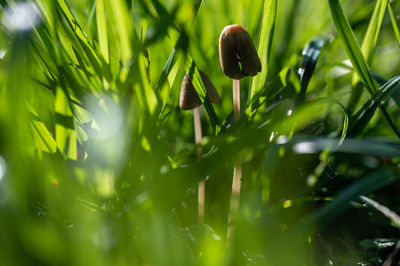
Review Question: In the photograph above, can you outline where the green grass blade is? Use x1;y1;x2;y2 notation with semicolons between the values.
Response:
297;36;327;104
155;0;202;93
328;0;376;93
185;59;221;133
388;2;400;48
349;75;400;136
95;0;109;64
359;0;388;66
55;86;77;160
329;0;400;138
303;167;400;232
249;0;277;104
349;0;388;112
31;120;57;154
27;102;57;154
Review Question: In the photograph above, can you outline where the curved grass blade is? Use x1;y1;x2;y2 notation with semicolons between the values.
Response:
286;135;400;158
305;167;400;232
349;75;400;137
348;0;388;112
297;36;327;104
360;196;400;228
267;167;400;264
273;97;348;145
249;0;277;104
328;0;375;92
328;0;400;139
388;2;400;48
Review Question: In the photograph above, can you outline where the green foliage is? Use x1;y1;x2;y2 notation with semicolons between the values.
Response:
0;0;400;265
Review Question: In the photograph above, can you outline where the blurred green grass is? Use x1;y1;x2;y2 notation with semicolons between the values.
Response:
0;0;400;265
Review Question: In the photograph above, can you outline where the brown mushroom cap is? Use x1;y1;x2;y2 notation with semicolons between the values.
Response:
179;74;202;110
199;70;221;104
219;24;261;79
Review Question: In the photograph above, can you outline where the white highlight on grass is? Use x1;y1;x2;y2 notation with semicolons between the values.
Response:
269;131;275;142
293;142;317;154
2;2;41;32
276;135;289;145
84;95;123;140
0;50;7;60
331;59;352;77
0;156;6;182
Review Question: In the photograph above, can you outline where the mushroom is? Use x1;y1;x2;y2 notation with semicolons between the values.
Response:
179;71;220;223
219;24;261;244
219;24;261;121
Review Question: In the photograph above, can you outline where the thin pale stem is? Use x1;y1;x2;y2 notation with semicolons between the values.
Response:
227;79;242;246
193;107;204;223
233;79;240;122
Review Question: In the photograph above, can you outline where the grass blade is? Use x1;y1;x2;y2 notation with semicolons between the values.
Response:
95;0;109;64
328;0;400;139
297;36;327;104
328;0;376;92
349;0;389;112
185;59;221;133
359;0;388;66
349;75;400;136
388;2;400;48
249;0;277;104
55;86;77;160
360;196;400;228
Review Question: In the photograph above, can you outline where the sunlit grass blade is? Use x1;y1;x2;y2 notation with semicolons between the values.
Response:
297;36;326;104
31;120;57;154
95;0;109;64
55;86;77;160
249;0;277;104
27;101;58;154
328;0;376;92
349;75;400;137
388;2;400;48
359;0;388;66
328;0;400;139
131;54;158;115
106;0;135;65
155;0;202;93
349;0;388;112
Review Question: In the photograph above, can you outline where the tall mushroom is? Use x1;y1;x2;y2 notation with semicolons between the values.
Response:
180;71;220;224
219;24;261;244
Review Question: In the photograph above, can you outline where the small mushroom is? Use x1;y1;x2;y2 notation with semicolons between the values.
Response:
219;24;261;245
179;71;220;223
219;24;261;80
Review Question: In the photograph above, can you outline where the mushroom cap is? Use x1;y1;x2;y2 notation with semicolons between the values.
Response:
199;70;221;104
179;74;202;110
219;24;261;79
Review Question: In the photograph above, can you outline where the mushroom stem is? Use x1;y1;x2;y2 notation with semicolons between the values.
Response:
193;107;202;146
233;79;240;122
227;79;242;246
193;106;204;223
